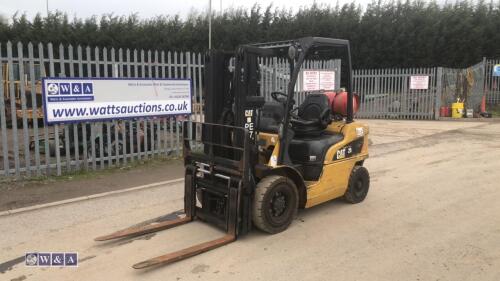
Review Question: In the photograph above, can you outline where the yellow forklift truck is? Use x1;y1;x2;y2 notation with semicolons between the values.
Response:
2;63;44;127
95;37;370;269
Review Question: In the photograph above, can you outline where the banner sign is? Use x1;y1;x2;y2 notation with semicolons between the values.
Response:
42;78;192;124
493;64;500;77
302;70;320;91
302;70;336;91
319;71;336;91
410;75;429;90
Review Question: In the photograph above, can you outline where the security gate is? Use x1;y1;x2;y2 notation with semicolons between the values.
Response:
354;68;438;120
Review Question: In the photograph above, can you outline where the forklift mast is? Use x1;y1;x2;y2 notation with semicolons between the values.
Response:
203;50;233;126
204;49;264;139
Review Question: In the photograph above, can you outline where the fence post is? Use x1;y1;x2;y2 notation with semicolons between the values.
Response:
482;57;487;101
7;41;21;177
434;67;443;120
335;59;341;90
28;42;41;176
16;42;32;177
0;43;9;176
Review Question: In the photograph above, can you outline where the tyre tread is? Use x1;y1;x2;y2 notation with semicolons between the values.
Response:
344;165;370;204
253;175;298;234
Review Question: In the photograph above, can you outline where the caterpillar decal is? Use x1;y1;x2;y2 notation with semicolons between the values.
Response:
333;138;364;161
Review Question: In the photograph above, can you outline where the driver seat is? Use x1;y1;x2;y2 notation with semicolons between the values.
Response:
291;93;332;136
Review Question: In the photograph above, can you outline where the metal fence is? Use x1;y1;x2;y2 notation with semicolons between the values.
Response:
353;58;496;119
485;58;500;104
0;42;341;178
441;60;485;113
258;58;341;104
1;40;498;178
0;41;204;177
354;67;439;120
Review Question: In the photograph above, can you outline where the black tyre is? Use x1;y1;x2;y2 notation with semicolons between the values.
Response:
253;175;299;234
106;139;124;158
48;140;57;157
86;140;101;162
344;165;370;204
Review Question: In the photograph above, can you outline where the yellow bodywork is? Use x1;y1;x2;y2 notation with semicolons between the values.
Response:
2;63;44;120
257;121;369;208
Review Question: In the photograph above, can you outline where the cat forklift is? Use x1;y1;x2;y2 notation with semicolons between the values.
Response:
95;37;370;269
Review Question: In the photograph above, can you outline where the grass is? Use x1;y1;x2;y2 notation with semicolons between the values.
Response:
0;157;181;186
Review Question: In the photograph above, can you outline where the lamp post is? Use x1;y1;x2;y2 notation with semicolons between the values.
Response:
208;0;212;50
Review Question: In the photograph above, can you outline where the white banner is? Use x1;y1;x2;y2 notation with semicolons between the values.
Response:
302;70;320;91
410;75;429;90
319;71;335;90
301;70;336;91
42;78;192;124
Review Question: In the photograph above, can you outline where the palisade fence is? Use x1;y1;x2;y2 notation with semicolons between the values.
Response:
0;41;204;177
354;58;492;120
259;58;341;104
485;59;500;104
0;41;497;178
354;67;439;120
440;60;486;113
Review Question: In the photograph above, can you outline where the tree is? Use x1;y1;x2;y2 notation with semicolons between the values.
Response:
0;1;498;68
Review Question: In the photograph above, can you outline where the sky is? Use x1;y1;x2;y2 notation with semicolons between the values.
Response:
0;0;369;20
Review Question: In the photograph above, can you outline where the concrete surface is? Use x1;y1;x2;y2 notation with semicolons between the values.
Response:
0;158;184;211
0;119;488;211
1;120;500;281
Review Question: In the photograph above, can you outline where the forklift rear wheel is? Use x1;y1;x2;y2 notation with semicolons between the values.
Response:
253;175;298;234
344;165;370;204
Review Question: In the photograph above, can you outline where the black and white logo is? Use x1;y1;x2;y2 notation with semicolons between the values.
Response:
47;83;59;95
25;253;38;266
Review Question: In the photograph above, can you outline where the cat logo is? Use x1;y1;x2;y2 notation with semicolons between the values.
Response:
336;146;353;160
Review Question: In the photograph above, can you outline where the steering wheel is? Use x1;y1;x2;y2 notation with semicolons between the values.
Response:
271;91;288;103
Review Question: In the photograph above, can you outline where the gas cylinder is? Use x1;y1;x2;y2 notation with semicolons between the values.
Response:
324;91;359;116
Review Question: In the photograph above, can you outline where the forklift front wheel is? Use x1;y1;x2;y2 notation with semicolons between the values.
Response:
253;175;299;234
344;165;370;204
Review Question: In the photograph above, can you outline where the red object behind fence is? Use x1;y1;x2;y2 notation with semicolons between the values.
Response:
481;95;486;113
440;106;451;117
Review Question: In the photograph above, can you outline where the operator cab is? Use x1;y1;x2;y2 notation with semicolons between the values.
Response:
258;91;345;181
289;92;344;181
206;37;358;182
258;91;333;136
